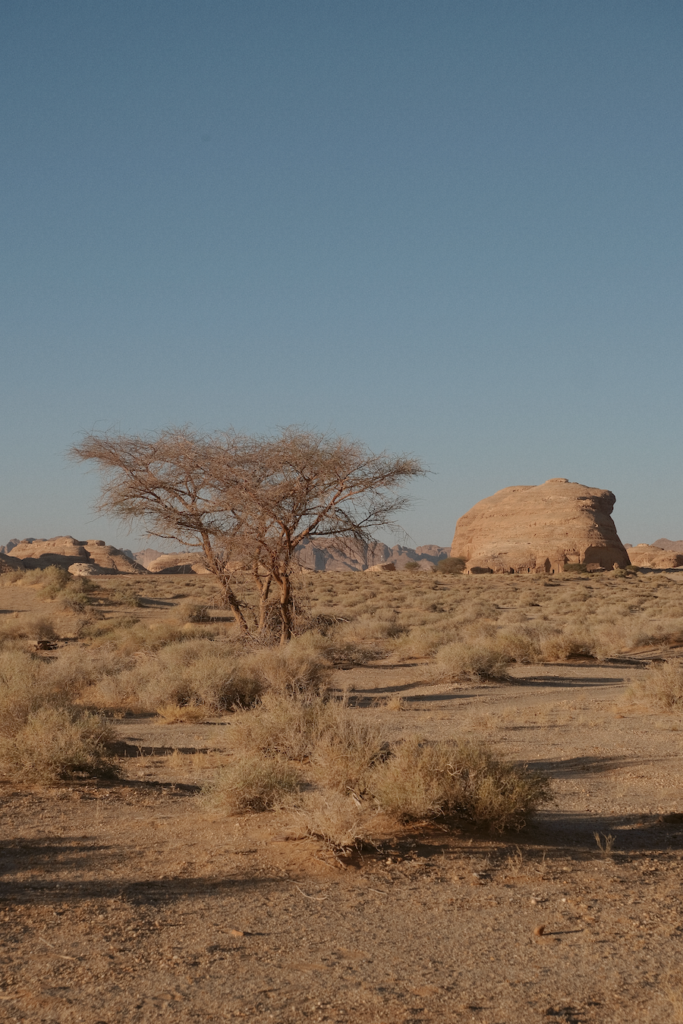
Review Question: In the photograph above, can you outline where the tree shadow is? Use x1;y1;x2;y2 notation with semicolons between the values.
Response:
527;753;655;776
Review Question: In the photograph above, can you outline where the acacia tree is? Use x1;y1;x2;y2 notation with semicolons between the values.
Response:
68;429;254;631
207;428;425;641
70;426;424;643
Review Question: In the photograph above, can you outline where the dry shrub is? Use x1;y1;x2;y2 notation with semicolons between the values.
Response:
629;661;683;710
0;569;26;585
38;566;72;599
205;753;302;812
294;791;379;851
368;737;550;831
105;640;262;714
229;693;328;761
156;702;209;723
0;650;117;781
244;642;331;697
0;706;117;781
538;629;596;661
432;639;513;682
107;586;144;609
0;650;76;729
391;624;455;659
0;614;59;643
310;705;387;793
333;613;404;644
176;600;212;623
495;629;541;664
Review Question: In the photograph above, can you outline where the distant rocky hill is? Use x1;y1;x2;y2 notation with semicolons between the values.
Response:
651;538;683;553
295;538;449;571
1;537;147;573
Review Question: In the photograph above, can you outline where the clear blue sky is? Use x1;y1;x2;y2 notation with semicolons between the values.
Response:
1;0;681;551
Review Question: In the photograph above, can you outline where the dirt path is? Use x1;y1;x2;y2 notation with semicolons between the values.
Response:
1;663;682;1023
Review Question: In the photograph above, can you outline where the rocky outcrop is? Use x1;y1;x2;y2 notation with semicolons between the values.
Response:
6;537;148;574
295;538;449;572
68;562;114;577
451;478;630;574
626;545;683;569
146;553;210;574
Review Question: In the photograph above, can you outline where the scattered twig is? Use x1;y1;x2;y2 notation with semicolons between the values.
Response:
295;885;327;901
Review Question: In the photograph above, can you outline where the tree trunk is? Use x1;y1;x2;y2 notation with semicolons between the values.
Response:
252;561;273;634
278;573;293;644
219;577;250;633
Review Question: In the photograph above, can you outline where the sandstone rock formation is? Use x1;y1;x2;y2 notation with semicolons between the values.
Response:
68;562;113;577
365;561;396;573
625;545;683;570
450;478;630;574
6;537;147;574
146;553;210;574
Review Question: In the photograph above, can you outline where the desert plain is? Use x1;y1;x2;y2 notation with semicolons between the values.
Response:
1;566;683;1024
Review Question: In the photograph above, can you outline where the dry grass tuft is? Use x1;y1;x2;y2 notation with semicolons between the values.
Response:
244;642;331;697
432;639;513;682
368;736;550;831
176;599;212;623
310;704;387;793
229;693;329;761
294;791;380;851
205;754;302;813
628;661;683;710
0;705;117;781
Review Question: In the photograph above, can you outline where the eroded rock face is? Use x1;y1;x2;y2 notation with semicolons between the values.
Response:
7;537;147;573
626;545;683;569
147;553;210;574
450;478;630;574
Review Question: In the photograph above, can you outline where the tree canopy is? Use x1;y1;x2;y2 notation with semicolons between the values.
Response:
70;426;425;641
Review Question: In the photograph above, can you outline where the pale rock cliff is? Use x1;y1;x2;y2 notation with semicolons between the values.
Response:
450;479;630;574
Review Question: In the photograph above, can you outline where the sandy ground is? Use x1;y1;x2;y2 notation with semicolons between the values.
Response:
1;658;683;1023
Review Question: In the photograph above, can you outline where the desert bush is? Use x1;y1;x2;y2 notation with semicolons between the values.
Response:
229;692;329;761
204;753;302;812
434;558;466;574
0;650;74;730
108;586;145;609
538;629;596;661
391;625;455;659
0;705;117;781
244;641;331;697
310;705;387;793
39;566;72;599
495;629;541;664
176;600;212;623
0;569;25;584
0;614;59;644
629;661;683;710
108;641;263;714
294;791;379;851
368;737;550;830
432;638;513;682
57;578;96;613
